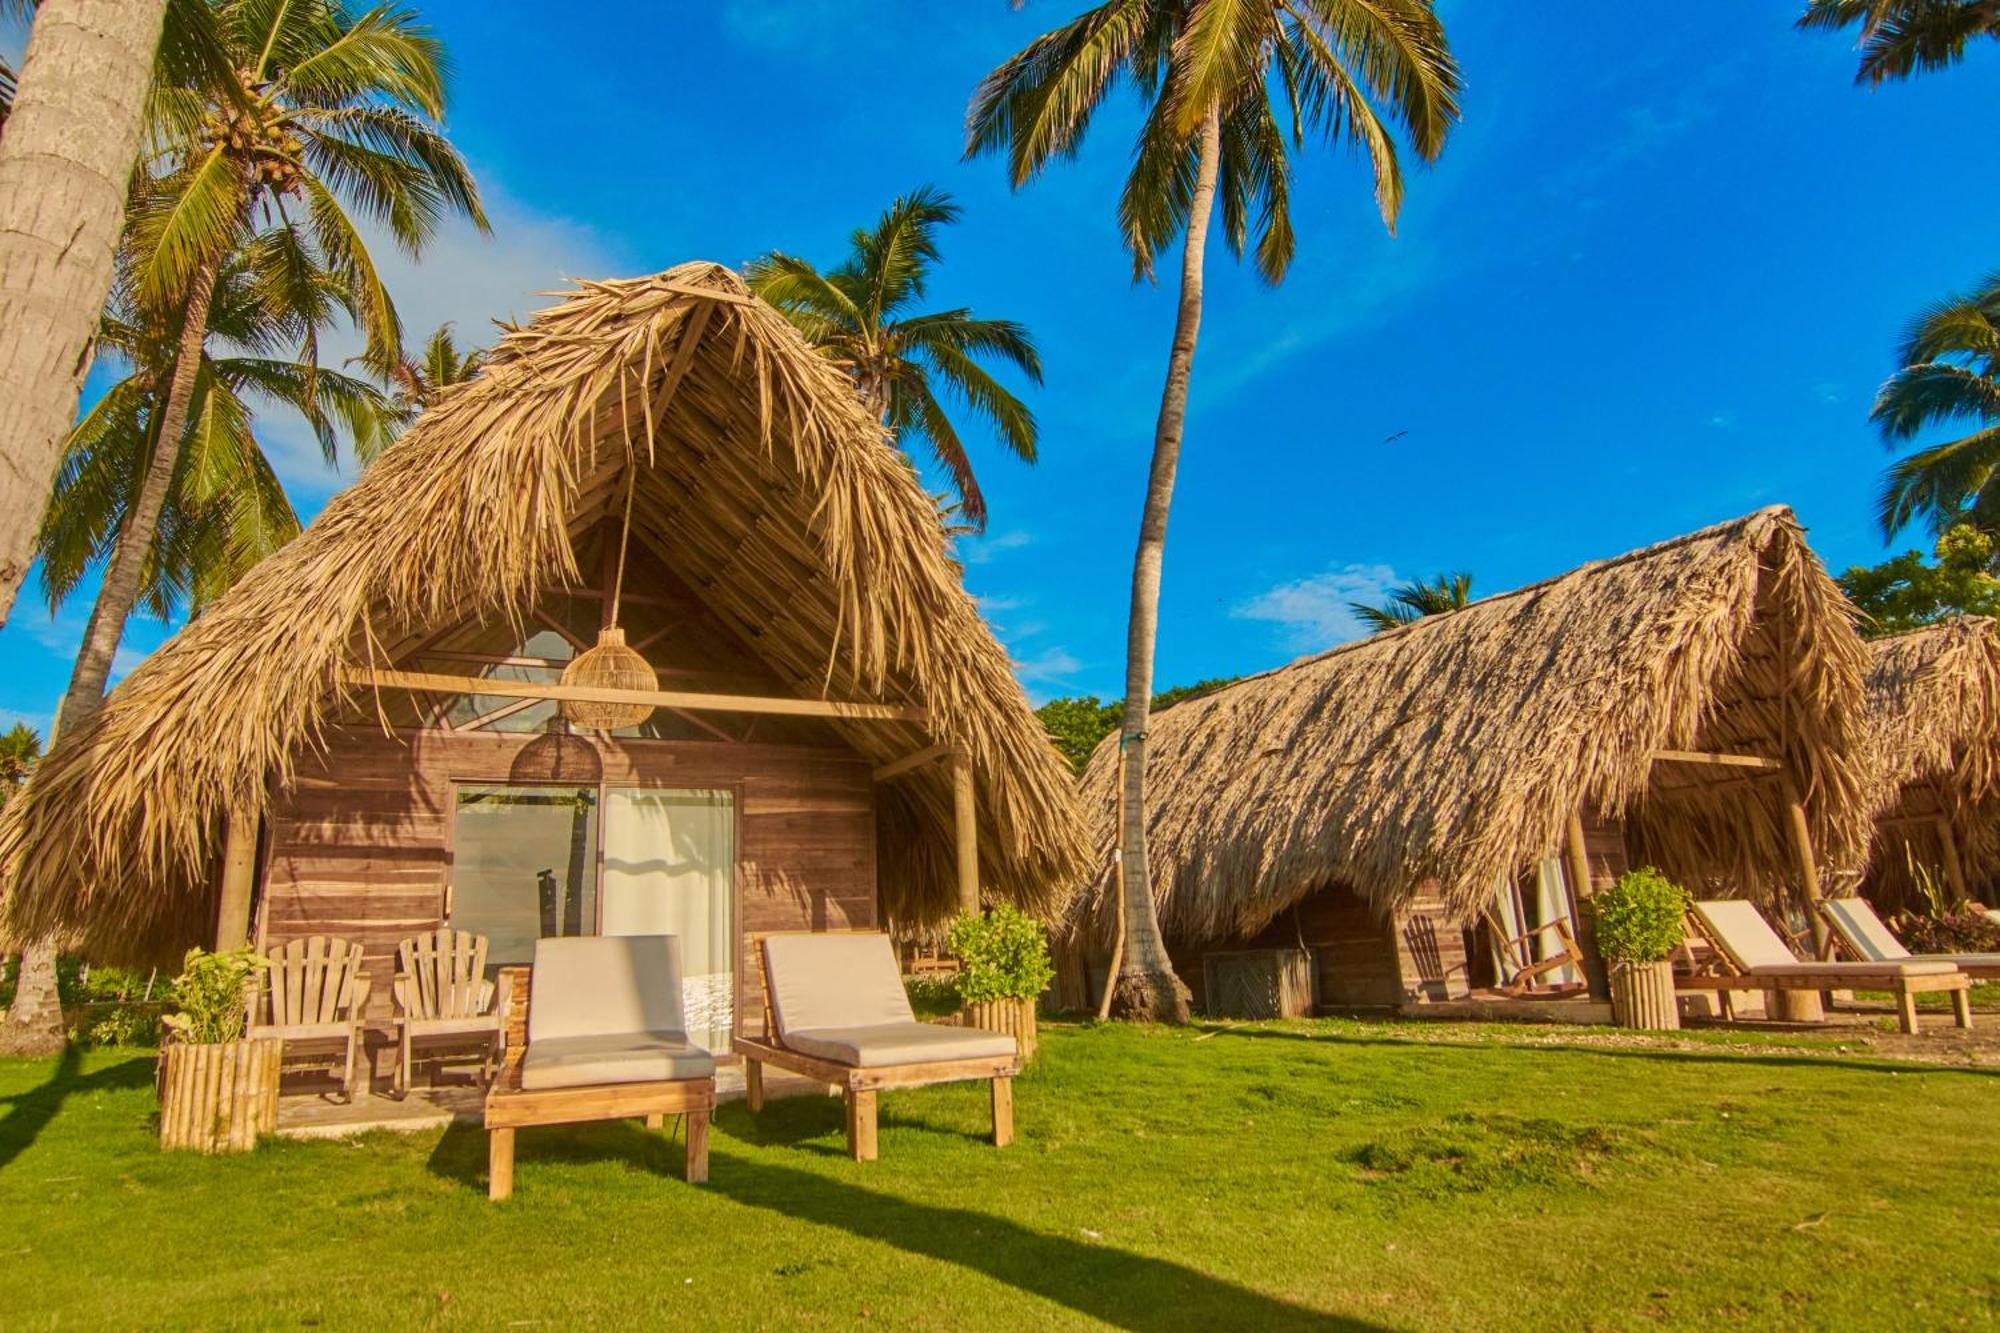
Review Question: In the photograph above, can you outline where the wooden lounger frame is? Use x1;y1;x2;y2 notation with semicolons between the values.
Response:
1677;912;1972;1035
731;957;1020;1162
482;966;713;1200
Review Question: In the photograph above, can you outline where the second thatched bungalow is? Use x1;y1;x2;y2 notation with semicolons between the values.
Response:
1;262;1087;1084
1062;507;1873;1016
1856;617;2000;913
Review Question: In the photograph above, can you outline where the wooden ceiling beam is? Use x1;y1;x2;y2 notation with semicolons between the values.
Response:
345;667;926;723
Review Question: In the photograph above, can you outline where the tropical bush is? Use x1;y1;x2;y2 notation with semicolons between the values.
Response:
162;948;267;1045
948;904;1055;1005
1891;906;2000;954
903;974;963;1019
1589;868;1691;964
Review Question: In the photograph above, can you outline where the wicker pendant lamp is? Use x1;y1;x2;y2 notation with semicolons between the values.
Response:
560;468;657;730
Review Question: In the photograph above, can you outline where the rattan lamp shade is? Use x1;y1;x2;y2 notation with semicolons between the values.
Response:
559;626;657;730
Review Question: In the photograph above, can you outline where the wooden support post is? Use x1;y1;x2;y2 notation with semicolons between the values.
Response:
214;809;259;952
488;1128;516;1201
1563;812;1609;1001
744;1058;764;1113
952;748;979;916
1935;816;1969;903
991;1076;1014;1148
685;1110;710;1184
846;1087;878;1161
644;1112;664;1130
1777;772;1828;1023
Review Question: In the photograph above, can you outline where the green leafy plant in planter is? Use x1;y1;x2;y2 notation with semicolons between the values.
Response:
949;904;1055;1060
1588;868;1690;1030
1589;867;1690;962
162;947;267;1045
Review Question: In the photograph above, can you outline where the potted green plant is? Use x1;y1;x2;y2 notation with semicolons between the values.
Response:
949;903;1055;1061
1588;867;1690;1030
158;946;279;1153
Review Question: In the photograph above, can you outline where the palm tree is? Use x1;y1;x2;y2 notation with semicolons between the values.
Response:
0;0;170;631
1797;0;2000;83
37;235;398;622
388;321;486;418
1351;571;1473;632
1873;272;2000;539
0;721;54;1056
54;0;486;737
746;187;1042;532
969;1;1460;1021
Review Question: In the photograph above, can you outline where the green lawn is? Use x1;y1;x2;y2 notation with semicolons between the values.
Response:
2;1020;1996;1330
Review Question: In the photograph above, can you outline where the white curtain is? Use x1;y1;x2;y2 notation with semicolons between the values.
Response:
1533;855;1581;986
600;789;735;1048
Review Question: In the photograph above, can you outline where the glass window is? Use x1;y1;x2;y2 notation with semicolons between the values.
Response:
452;785;598;967
449;783;736;1046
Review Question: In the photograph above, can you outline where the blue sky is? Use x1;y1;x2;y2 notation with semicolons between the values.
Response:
4;2;1996;732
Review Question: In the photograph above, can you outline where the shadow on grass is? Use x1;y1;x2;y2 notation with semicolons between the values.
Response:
1200;1025;2000;1080
0;1048;155;1172
424;1116;1373;1329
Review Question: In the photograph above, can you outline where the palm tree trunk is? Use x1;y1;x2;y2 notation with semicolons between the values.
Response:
55;260;218;738
1109;108;1222;1024
1;937;65;1056
0;0;168;629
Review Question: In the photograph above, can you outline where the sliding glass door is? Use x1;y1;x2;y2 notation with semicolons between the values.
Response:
451;783;735;1045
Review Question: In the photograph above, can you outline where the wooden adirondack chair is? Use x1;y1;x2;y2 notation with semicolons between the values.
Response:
247;937;371;1103
391;929;501;1097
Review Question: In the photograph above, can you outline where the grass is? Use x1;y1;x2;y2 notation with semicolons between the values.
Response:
3;1019;1997;1329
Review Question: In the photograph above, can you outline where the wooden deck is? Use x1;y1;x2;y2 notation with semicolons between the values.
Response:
275;1062;833;1139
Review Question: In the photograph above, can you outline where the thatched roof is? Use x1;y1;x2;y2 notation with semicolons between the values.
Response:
1070;506;1870;947
1857;617;2000;903
2;262;1088;963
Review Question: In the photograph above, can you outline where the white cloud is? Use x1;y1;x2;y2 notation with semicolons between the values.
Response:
959;529;1035;565
974;593;1026;615
1011;644;1083;689
256;173;627;505
1233;562;1400;651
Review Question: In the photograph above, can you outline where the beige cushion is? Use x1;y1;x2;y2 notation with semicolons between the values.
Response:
761;933;912;1038
1822;898;1911;962
1692;900;1799;969
1741;959;1958;979
783;1022;1018;1068
520;1032;715;1090
529;935;688;1044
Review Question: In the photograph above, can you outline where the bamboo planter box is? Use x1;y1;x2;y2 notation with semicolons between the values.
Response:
158;1037;281;1153
961;997;1037;1062
1608;960;1680;1031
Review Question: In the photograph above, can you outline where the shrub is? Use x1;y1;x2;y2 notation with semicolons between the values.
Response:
77;1004;165;1048
947;903;1055;1005
1589;867;1690;964
904;974;962;1019
162;947;267;1045
1891;906;2000;954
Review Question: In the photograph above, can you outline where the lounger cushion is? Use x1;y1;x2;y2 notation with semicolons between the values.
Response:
781;1021;1018;1069
761;933;913;1039
1822;898;1913;962
529;935;688;1043
520;1031;715;1089
1741;960;1959;979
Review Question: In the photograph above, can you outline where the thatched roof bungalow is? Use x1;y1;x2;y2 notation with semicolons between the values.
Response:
2;262;1086;1071
1857;617;2000;912
1065;507;1871;1014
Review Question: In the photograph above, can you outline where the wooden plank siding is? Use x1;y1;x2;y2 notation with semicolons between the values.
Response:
259;726;878;1083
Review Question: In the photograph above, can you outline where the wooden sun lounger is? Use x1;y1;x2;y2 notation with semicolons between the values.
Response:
1680;900;1971;1034
732;932;1020;1161
1819;897;2000;981
483;936;714;1201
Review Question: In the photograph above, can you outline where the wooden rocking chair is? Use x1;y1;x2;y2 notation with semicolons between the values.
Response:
391;929;502;1097
1481;907;1589;997
247;936;371;1103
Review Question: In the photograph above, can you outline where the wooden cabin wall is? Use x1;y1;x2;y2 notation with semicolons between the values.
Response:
258;724;875;1081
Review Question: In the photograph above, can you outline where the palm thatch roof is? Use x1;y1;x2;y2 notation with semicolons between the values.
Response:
2;262;1087;963
1857;617;2000;905
1069;506;1870;948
